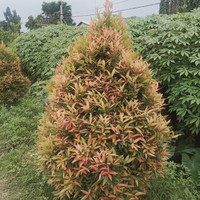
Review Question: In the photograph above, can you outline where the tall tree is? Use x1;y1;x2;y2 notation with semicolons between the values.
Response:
169;0;183;14
0;7;21;43
160;0;200;14
4;7;21;25
42;1;74;25
182;0;200;12
25;15;46;30
26;1;75;30
0;7;21;32
159;0;170;14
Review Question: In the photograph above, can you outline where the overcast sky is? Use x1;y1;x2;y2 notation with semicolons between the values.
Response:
0;0;160;31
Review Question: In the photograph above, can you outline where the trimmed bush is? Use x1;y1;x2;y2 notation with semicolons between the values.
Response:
38;2;172;199
0;42;30;103
14;24;87;82
127;9;200;135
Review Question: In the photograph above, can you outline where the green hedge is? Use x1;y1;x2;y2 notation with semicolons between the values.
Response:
127;9;200;135
14;25;87;82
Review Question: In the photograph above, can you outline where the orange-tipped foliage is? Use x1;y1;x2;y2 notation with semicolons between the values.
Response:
0;42;31;103
37;1;172;199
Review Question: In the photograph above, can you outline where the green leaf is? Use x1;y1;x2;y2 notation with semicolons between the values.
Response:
182;151;200;184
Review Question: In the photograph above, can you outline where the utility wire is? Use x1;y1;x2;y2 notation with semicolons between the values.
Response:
73;0;145;16
98;0;133;12
114;0;133;6
73;0;105;15
113;2;160;13
72;2;160;18
97;0;130;13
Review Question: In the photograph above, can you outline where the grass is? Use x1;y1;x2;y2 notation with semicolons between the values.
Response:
0;94;58;200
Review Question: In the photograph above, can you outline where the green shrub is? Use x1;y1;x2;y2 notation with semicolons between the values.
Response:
140;162;200;200
169;134;200;187
27;80;49;98
14;24;87;82
37;2;172;199
0;26;19;45
0;96;45;150
127;9;200;135
0;42;31;103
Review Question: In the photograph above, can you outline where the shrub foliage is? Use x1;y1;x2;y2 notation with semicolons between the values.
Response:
127;9;200;135
141;162;200;200
38;1;172;199
0;42;30;103
14;24;87;82
0;25;19;45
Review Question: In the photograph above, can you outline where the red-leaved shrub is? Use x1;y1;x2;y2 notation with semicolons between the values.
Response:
0;42;31;103
38;1;172;199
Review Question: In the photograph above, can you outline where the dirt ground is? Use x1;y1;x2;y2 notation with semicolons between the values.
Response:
0;176;22;200
0;177;9;200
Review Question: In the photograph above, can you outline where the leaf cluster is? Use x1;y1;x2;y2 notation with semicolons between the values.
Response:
0;42;31;103
127;9;200;135
0;25;19;45
140;161;200;200
169;135;200;186
13;24;87;82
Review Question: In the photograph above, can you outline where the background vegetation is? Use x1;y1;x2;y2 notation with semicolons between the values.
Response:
13;25;86;82
25;1;75;30
127;9;200;187
0;7;21;45
0;42;30;103
159;0;200;14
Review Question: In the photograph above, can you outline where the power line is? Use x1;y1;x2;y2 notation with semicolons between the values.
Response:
98;0;133;14
73;0;104;15
73;0;136;15
113;2;160;13
72;2;160;18
114;0;133;6
73;0;139;16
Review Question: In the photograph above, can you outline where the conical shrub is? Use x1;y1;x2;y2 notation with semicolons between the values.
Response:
0;42;31;103
37;1;172;199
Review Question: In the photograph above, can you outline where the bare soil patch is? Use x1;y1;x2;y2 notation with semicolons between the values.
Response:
0;175;22;200
0;177;9;200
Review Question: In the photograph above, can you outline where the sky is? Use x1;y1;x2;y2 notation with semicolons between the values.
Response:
0;0;160;31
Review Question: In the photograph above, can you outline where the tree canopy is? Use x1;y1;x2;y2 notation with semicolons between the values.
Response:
0;7;21;32
159;0;200;14
0;7;21;44
4;7;21;25
183;0;200;11
25;1;75;30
